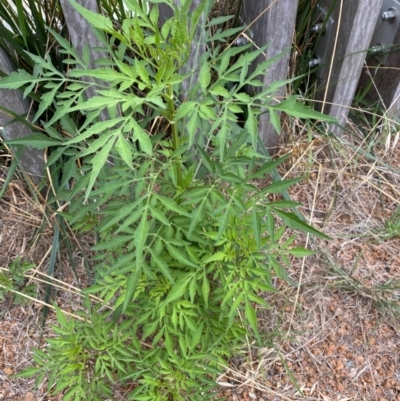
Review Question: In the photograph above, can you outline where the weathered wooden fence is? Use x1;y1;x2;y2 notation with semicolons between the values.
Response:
1;0;400;184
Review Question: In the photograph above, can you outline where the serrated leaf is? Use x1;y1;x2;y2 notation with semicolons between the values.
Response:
85;137;115;201
69;96;121;112
33;84;61;123
273;209;331;239
69;0;113;31
234;92;251;102
115;133;133;169
69;68;127;82
91;235;133;250
135;60;150;86
166;243;198;268
202;252;226;264
6;133;60;149
199;104;216;120
217;206;231;241
207;15;234;27
271;96;337;122
188;202;204;238
263;177;303;194
199;62;211;93
150;250;174;283
267;201;301;208
155;194;191;217
175;101;198;121
65;118;125;144
135;213;149;270
55;305;68;327
269;109;281;134
0;70;39;89
187;113;198;148
245;106;258;151
130;118;152;155
249;154;290;179
11;367;42;379
228;292;244;318
147;95;166;109
123;268;141;312
252;201;261;249
190;320;203;349
79;132;115;157
149;205;170;226
209;85;230;98
197;146;215;174
245;299;260;342
287;246;315;257
25;52;62;76
266;207;275;243
202;273;210;308
162;274;191;306
227;104;243;114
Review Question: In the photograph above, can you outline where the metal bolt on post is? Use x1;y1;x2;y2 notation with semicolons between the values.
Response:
309;56;320;68
234;36;248;47
369;44;385;55
311;23;324;34
382;8;396;21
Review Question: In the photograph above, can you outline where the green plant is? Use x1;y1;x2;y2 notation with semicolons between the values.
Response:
2;0;335;399
0;256;37;304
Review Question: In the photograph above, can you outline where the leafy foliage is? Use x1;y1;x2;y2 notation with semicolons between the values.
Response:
2;0;333;399
0;257;36;304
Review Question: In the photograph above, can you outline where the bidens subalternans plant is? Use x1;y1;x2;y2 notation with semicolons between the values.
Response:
0;0;334;399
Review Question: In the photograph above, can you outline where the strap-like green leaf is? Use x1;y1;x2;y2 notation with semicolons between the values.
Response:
273;209;331;239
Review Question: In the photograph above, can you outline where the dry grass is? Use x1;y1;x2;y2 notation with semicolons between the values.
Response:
216;112;400;401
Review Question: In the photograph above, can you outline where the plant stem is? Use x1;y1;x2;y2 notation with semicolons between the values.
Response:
166;84;183;187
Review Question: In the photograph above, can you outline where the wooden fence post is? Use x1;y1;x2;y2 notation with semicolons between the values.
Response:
158;0;210;102
241;0;299;152
312;0;384;135
0;48;45;185
358;1;400;118
59;0;110;121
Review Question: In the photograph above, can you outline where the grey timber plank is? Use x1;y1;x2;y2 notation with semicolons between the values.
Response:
314;0;384;135
60;0;109;120
358;1;400;118
241;0;299;152
0;48;45;185
158;0;211;102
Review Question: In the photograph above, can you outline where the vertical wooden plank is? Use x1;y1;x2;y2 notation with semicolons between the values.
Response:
0;48;45;185
59;0;109;120
313;0;384;135
158;0;210;101
158;0;211;151
59;0;107;71
241;0;299;152
358;2;400;116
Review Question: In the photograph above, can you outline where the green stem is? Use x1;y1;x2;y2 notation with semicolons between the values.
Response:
166;84;183;187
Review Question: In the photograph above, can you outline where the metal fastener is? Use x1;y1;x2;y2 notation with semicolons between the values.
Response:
382;8;396;21
311;23;324;34
309;56;320;68
369;44;385;55
234;36;248;47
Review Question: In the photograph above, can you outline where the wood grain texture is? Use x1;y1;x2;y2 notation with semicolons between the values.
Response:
358;27;400;117
241;0;299;152
315;0;384;135
60;0;110;120
158;0;210;102
0;49;45;185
